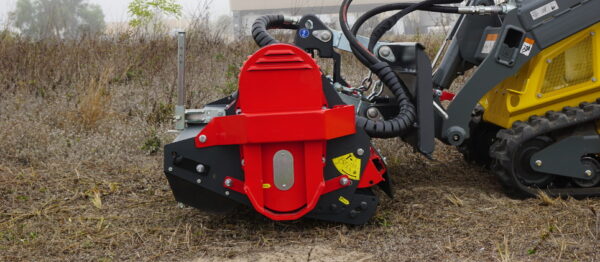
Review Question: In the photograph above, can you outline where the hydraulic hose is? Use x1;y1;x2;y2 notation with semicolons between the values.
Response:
351;3;459;36
251;15;299;47
340;0;416;138
367;0;462;52
349;2;459;65
250;2;459;138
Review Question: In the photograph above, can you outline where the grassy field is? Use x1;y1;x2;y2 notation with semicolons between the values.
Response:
1;30;599;261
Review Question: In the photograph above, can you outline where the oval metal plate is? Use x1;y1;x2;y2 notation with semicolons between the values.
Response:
273;150;294;191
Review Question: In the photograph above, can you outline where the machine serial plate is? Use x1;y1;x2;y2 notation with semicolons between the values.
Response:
273;150;294;190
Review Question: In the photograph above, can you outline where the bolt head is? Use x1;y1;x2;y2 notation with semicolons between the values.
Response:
225;191;230;196
357;148;365;156
585;170;593;177
224;178;233;187
168;167;173;172
535;160;542;167
196;164;206;173
366;107;379;119
320;31;332;42
196;178;202;184
537;93;543;98
305;20;313;29
198;135;207;143
322;157;326;163
379;46;392;57
241;159;245;166
452;134;460;142
592;77;597;82
340;177;351;186
359;201;368;210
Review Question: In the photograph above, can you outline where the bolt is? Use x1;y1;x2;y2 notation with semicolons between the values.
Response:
357;148;365;156
546;59;552;64
591;31;596;36
196;164;206;173
305;20;313;29
592;77;597;82
241;159;245;166
224;178;233;187
452;134;460;142
340;177;351;186
282;184;287;188
168;167;173;172
359;201;368;210
322;157;326;163
537;93;543;98
366;107;379;119
225;191;230;196
585;170;593;177
196;178;202;184
198;135;207;143
319;30;332;42
379;46;392;58
535;160;542;167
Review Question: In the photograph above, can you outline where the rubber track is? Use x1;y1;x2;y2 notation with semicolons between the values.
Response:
490;100;600;198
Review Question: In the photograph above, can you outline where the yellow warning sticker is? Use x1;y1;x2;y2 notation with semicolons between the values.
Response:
262;183;271;189
332;153;361;180
338;196;350;205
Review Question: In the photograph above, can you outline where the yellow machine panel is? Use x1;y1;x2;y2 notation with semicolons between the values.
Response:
481;22;600;129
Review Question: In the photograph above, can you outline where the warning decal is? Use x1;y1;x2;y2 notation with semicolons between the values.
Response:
520;38;535;56
332;153;362;180
481;34;498;54
530;1;559;21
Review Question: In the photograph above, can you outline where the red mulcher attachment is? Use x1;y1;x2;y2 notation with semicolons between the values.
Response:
164;44;391;224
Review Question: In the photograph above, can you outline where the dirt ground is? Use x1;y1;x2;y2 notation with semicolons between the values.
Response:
1;31;599;262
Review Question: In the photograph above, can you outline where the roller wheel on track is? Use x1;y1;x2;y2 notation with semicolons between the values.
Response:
489;101;600;199
572;156;600;188
512;136;555;187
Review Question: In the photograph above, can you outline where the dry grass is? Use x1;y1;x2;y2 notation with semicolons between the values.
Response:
1;30;600;261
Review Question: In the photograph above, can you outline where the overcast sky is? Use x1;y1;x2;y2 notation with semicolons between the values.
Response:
0;0;231;24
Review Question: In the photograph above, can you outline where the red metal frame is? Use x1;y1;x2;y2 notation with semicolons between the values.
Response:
357;147;387;188
195;44;357;221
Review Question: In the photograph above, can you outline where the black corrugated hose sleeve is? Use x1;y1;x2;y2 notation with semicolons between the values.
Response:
349;3;459;80
252;15;299;47
340;0;416;138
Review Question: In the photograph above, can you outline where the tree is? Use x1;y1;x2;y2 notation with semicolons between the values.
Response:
10;0;105;39
127;0;182;28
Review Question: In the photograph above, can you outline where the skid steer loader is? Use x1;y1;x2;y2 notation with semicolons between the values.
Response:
163;0;600;224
